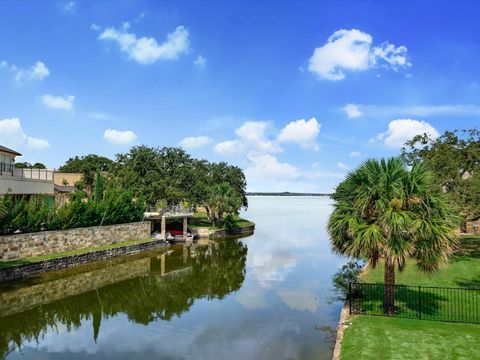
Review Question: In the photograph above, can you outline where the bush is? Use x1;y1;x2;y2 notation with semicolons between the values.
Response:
331;261;363;301
0;188;146;235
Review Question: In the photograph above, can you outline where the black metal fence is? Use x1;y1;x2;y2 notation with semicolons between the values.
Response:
348;282;480;324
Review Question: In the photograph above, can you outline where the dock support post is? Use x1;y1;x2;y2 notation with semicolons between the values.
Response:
183;217;188;238
161;215;166;240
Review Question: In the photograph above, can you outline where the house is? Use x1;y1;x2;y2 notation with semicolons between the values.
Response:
0;145;55;203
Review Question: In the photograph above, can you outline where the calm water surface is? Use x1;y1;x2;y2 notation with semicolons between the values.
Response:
0;196;345;360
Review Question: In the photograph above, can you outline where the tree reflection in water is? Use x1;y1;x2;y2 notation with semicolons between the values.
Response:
0;239;248;357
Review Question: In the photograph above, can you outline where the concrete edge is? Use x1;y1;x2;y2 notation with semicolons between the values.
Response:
191;224;255;238
332;303;351;360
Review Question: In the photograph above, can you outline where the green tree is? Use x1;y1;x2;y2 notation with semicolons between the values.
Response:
59;155;114;194
402;129;480;221
207;182;241;225
94;172;105;203
14;162;46;169
328;157;459;314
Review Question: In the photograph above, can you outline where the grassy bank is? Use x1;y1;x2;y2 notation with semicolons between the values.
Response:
0;238;155;268
189;212;254;230
340;235;480;360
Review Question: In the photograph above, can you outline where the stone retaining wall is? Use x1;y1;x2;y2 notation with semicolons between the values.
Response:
0;239;166;282
191;224;255;239
0;221;151;262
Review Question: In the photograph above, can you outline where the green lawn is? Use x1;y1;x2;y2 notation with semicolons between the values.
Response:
341;316;480;360
363;235;480;288
341;235;480;360
189;211;254;230
0;237;155;268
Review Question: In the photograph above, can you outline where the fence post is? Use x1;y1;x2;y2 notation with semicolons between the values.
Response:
348;283;352;315
418;286;422;320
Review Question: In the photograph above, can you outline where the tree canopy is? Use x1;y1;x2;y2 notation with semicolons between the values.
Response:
402;129;480;220
14;162;46;169
110;146;247;214
58;154;114;193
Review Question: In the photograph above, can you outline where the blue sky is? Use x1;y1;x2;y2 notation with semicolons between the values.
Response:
0;1;479;192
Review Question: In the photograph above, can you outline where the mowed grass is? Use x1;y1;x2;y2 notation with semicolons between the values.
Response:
341;235;480;360
341;316;480;360
363;235;480;288
0;237;155;268
189;211;254;230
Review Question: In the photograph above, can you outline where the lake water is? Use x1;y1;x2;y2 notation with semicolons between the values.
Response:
0;196;345;360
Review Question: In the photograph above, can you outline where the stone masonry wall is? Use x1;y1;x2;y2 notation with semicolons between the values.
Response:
0;239;166;282
0;222;151;262
466;219;480;235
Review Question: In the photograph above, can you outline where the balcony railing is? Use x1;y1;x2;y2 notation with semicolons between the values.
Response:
0;167;54;181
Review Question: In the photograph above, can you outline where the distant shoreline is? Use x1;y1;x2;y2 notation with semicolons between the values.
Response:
246;192;332;197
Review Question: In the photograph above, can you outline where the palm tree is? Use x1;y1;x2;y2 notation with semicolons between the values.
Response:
328;157;459;314
207;183;241;225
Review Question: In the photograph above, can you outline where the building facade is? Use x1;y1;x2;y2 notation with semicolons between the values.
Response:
0;145;54;197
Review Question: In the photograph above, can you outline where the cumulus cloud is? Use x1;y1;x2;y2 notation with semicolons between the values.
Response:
179;136;212;149
194;55;207;69
244;153;300;181
377;119;439;148
41;94;75;111
0;118;50;150
349;151;362;157
14;61;50;82
343;103;363;118
214;140;242;155
277;118;320;150
103;129;137;145
27;137;50;150
336;162;349;171
308;29;410;80
97;23;190;64
214;121;281;156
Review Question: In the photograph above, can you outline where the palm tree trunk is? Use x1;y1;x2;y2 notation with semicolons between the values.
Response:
384;260;395;315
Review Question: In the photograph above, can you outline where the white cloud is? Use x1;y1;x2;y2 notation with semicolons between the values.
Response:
41;94;75;111
349;151;362;157
103;129;137;145
0;118;49;150
214;140;242;155
64;1;75;13
378;119;440;148
336;162;349;171
194;55;207;69
305;170;345;180
27;137;50;150
0;60;7;68
244;153;300;181
343;103;363;118
277;118;320;150
373;42;409;70
179;136;212;149
215;121;281;156
98;24;190;64
14;61;50;82
308;29;410;80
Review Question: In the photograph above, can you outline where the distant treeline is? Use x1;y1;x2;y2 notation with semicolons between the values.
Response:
247;192;332;197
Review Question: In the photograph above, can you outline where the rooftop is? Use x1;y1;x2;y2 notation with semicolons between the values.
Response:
0;145;22;157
